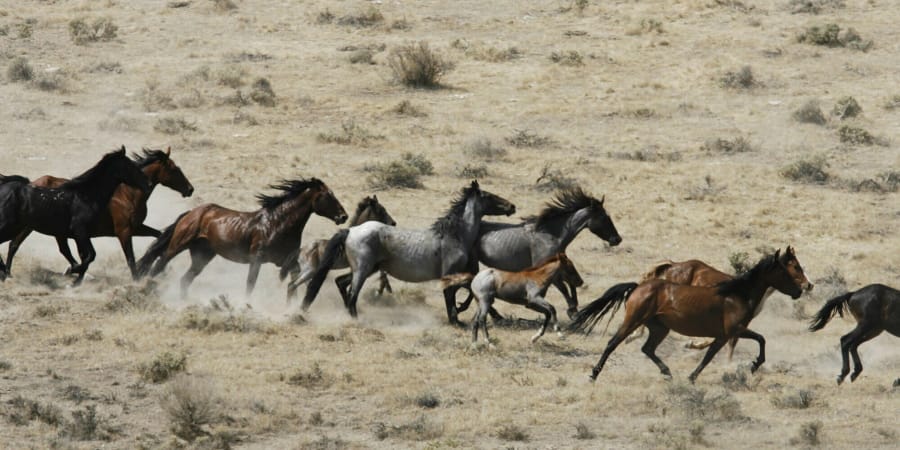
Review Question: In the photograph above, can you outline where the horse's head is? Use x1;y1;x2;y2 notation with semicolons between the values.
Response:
311;180;348;225
470;180;516;217
355;195;396;226
557;253;584;288
109;146;151;193
766;247;810;300
140;147;194;197
586;196;622;246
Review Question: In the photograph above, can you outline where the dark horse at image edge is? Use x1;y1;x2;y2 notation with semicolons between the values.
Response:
0;146;150;284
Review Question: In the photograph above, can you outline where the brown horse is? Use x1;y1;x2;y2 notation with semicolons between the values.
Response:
809;283;900;384
4;148;194;279
136;178;347;299
443;253;584;344
571;248;812;383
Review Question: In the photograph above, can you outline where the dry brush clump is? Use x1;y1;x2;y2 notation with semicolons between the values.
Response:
177;296;269;334
549;50;584;66
68;17;118;45
372;415;444;441
317;120;385;146
104;283;161;313
796;23;872;51
792;100;827;125
451;39;522;62
61;404;120;442
772;389;818;409
787;0;844;14
388;41;454;88
160;374;224;442
781;156;830;184
720;65;760;89
138;351;187;383
466;137;507;160
366;153;434;190
837;125;879;146
457;163;489;179
702;136;755;154
5;395;65;427
506;129;552;148
154;116;198;135
665;382;744;421
684;175;725;201
285;363;332;389
249;77;276;106
390;100;426;117
832;96;861;120
6;57;34;82
535;164;578;192
791;421;824;446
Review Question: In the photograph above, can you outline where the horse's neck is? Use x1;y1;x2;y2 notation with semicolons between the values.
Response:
738;277;776;317
531;261;561;291
351;208;374;226
139;163;162;195
457;196;482;249
72;167;126;207
539;208;589;249
260;191;314;237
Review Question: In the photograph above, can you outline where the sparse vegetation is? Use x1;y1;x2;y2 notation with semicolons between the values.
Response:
832;96;861;120
452;39;523;62
838;125;874;146
366;153;434;190
773;389;816;409
466;137;507;160
458;164;489;179
627;18;664;35
68;17;118;45
104;283;161;313
177;296;268;334
249;77;276;106
212;0;237;12
373;415;443;441
388;41;453;88
685;175;725;201
797;24;872;51
549;50;584;66
607;148;681;162
138;351;187;383
391;100;426;117
415;392;440;409
348;49;375;64
721;367;759;391
792;100;827;125
5;396;64;427
728;251;752;275
7;57;34;82
788;0;845;14
286;363;332;389
702;136;754;153
337;7;384;27
496;424;530;441
154;116;198;134
791;421;823;446
781;156;830;184
317;120;385;146
506;129;552;148
62;405;119;441
720;65;759;89
161;374;222;442
665;383;744;421
535;164;578;192
883;94;900;110
574;422;596;439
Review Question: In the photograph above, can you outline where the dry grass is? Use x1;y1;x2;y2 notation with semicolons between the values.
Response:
366;152;434;190
160;374;222;441
68;17;117;45
792;100;827;125
720;65;759;89
138;351;187;383
781;156;830;184
387;41;453;88
6;57;33;82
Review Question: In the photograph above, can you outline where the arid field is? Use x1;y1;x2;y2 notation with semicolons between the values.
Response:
1;0;898;448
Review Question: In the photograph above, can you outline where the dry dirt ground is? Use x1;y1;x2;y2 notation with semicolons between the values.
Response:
1;0;898;448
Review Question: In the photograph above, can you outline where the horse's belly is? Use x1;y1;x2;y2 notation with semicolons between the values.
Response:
658;312;724;337
381;258;437;282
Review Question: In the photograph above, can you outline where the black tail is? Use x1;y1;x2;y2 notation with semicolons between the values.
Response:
808;291;852;331
301;229;349;309
136;212;187;278
568;282;637;335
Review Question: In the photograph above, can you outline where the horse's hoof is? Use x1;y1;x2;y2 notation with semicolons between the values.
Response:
836;375;846;385
451;320;468;329
566;309;578;320
588;374;597;383
850;372;861;382
750;362;761;373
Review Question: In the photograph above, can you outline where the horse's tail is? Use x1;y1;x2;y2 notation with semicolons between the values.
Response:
808;291;853;331
441;273;474;291
0;174;30;185
641;261;673;282
302;229;349;309
568;282;638;335
136;211;187;278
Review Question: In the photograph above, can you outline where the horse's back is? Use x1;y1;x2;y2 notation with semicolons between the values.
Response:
30;175;69;189
477;222;533;270
851;284;900;335
648;259;731;286
348;222;441;282
633;280;727;337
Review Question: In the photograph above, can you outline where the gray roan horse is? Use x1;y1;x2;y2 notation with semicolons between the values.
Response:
809;283;900;384
280;195;397;301
303;181;516;325
458;187;621;319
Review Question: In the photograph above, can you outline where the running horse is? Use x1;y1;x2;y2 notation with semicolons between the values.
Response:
4;147;193;279
302;180;515;325
280;195;397;300
570;248;811;383
0;147;151;284
443;253;584;344
809;283;900;384
136;178;347;299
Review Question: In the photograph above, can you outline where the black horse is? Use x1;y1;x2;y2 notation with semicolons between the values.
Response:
0;146;150;284
809;284;900;384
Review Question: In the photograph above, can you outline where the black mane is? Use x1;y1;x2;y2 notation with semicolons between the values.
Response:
716;253;780;297
0;174;30;185
524;186;599;230
430;183;480;238
131;148;169;168
256;178;324;210
61;147;127;190
350;196;376;224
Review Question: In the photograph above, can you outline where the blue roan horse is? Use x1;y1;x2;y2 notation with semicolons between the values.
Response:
303;181;516;325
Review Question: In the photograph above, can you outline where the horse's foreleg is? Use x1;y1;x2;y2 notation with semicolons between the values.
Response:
642;320;672;378
442;285;465;327
377;271;393;295
688;338;727;384
525;294;558;343
71;237;96;286
347;261;375;319
5;228;33;276
553;278;578;319
133;223;162;238
245;258;262;298
334;272;353;309
55;237;79;275
116;232;139;280
738;329;766;372
180;243;214;299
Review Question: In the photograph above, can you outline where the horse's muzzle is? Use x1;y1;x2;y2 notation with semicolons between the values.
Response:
334;214;348;224
182;185;195;197
608;235;622;246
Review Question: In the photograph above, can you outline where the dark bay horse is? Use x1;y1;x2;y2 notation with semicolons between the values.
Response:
303;181;515;325
809;283;900;384
281;195;396;300
0;147;150;284
136;178;347;298
570;248;811;383
460;187;621;319
443;253;584;344
4;147;194;279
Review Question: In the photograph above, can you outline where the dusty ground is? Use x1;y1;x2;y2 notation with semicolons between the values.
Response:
1;0;898;448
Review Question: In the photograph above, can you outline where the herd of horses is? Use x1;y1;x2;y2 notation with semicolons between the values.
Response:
0;148;897;385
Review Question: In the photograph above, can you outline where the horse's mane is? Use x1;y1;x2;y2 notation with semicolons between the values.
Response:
0;174;30;185
430;183;480;237
256;178;324;210
716;253;780;297
61;147;127;189
524;186;599;230
131;148;169;168
350;196;376;224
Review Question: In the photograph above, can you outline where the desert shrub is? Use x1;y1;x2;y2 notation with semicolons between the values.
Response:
837;125;874;146
349;49;375;64
388;41;453;88
781;156;830;184
391;100;426;117
178;296;267;333
535;165;578;192
702;136;754;153
373;415;443;441
317;120;384;146
211;0;237;11
337;7;384;27
466;137;507;160
792;100;827;125
161;374;222;442
177;89;205;108
104;283;161;313
812;267;847;301
7;57;33;82
458;164;489;179
883;95;900;110
685;175;725;201
788;0;845;14
415;392;440;409
797;24;872;51
286;363;332;389
391;18;412;31
68;17;117;45
607;148;681;162
721;367;759;391
216;66;245;88
506;129;552;148
772;389;816;409
832;96;861;120
665;383;744;421
791;421;823;446
61;385;93;404
0;360;11;371
168;1;191;7
33;303;66;319
366;153;433;190
138;351;187;383
451;39;523;62
154;116;197;134
877;171;900;192
84;61;123;74
496;424;529;441
62;405;119;441
626;18;664;35
574;422;596;439
550;50;584;66
232;110;259;126
142;79;176;111
720;65;758;89
249;77;276;106
728;251;752;275
842;27;873;51
316;9;335;24
6;396;64;426
33;71;69;93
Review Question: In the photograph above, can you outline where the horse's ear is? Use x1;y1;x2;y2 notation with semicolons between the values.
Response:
373;194;378;201
470;180;480;189
786;245;794;255
600;195;605;206
774;249;781;260
165;146;171;156
117;145;126;154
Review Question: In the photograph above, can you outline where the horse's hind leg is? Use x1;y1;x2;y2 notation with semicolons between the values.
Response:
71;237;96;286
553;278;578;320
642;320;672;378
837;323;870;384
334;272;352;308
688;338;727;384
347;261;376;319
377;270;393;295
55;237;79;275
5;228;34;276
848;325;883;383
525;294;559;343
180;242;214;299
739;329;766;372
591;320;645;381
116;232;139;280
